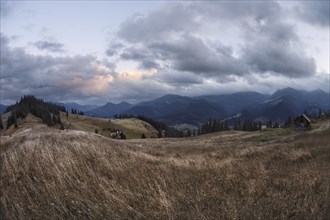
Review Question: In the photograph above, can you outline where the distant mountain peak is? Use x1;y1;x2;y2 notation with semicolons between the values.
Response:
271;87;302;98
105;102;115;106
85;101;133;117
156;94;187;101
118;101;132;106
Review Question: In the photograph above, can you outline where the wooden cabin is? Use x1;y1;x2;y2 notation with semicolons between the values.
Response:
294;114;311;130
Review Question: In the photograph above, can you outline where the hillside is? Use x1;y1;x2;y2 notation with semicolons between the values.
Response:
61;113;159;139
0;112;158;139
1;119;329;219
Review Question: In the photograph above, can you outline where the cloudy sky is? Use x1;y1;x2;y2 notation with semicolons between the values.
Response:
1;0;329;105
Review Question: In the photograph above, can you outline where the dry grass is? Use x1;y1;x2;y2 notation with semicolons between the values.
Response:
1;121;329;219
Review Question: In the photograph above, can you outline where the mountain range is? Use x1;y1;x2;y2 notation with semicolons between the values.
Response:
1;88;329;128
56;102;99;112
83;87;330;127
85;102;132;117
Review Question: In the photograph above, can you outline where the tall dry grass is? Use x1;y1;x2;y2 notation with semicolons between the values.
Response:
1;127;329;219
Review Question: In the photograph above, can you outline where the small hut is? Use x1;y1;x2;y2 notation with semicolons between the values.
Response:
294;114;311;130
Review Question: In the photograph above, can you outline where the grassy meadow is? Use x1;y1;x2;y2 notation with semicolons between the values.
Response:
0;113;158;139
0;119;329;219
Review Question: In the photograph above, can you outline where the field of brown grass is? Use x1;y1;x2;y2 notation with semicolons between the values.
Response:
1;120;329;219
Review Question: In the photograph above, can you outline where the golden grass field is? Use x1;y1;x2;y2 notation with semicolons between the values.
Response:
0;116;329;219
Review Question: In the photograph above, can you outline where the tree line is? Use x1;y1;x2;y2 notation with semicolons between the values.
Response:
199;118;262;135
199;119;230;134
3;95;66;129
70;108;84;115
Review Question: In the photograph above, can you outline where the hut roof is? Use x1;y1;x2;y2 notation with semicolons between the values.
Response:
302;114;311;123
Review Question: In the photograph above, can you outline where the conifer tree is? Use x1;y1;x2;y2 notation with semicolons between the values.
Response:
0;116;3;129
57;115;61;124
13;111;18;128
53;114;57;124
234;117;241;130
186;129;192;137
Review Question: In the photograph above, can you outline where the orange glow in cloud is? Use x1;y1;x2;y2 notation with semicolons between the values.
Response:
64;68;157;96
65;74;113;95
117;68;157;81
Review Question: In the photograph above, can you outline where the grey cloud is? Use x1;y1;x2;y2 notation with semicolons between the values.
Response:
121;49;148;60
240;17;316;78
116;1;316;79
33;40;65;53
117;1;282;44
140;60;160;70
120;47;160;69
242;40;316;77
296;1;330;27
109;1;316;98
106;42;124;57
246;20;298;43
154;70;204;86
1;34;116;104
118;3;198;43
194;1;282;22
118;34;244;80
150;35;244;77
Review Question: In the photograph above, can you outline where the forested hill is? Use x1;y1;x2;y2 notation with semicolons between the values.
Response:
4;95;66;128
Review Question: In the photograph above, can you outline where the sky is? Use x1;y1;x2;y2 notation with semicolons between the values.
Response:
0;0;329;105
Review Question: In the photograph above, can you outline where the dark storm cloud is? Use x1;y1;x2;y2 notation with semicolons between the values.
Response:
32;40;65;53
114;1;317;80
149;35;244;77
296;1;330;27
